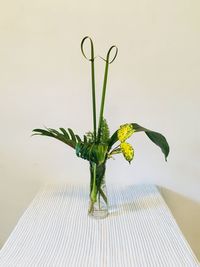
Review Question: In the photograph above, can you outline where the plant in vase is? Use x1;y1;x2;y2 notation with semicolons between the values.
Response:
32;36;169;219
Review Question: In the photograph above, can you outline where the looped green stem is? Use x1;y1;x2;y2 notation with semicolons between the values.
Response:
97;46;118;142
99;45;118;64
81;36;96;62
81;37;118;144
81;36;97;141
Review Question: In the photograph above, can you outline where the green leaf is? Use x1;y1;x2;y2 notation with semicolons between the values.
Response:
108;123;169;161
99;118;110;144
85;132;94;143
59;128;70;139
75;135;82;143
76;142;108;165
32;129;54;137
68;128;76;142
47;128;61;136
144;131;169;161
84;135;87;143
90;162;106;197
32;127;80;149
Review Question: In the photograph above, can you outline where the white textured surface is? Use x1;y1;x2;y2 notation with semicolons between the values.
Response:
0;184;199;267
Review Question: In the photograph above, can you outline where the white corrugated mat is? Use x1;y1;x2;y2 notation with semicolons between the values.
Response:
0;184;199;267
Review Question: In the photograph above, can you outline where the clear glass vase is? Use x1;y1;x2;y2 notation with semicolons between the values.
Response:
88;162;109;219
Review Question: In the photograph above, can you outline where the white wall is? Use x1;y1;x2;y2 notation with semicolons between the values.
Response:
0;0;200;257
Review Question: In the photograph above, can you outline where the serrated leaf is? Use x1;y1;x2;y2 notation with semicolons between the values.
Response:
99;118;110;144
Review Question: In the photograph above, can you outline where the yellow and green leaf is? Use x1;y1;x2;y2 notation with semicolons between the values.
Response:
117;124;135;142
120;142;134;163
109;123;170;161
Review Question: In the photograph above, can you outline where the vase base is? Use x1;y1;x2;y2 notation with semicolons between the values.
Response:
88;209;109;219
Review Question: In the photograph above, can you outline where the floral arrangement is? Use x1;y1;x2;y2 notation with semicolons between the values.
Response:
33;36;169;219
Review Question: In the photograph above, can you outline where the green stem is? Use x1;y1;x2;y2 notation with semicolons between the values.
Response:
91;58;97;141
91;163;97;202
99;188;108;204
98;191;100;209
109;144;120;154
97;61;109;143
97;45;118;143
81;37;97;142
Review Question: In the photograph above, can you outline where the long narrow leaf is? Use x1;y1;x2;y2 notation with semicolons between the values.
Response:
75;135;82;143
68;128;76;142
59;128;70;139
47;128;60;136
32;129;54;137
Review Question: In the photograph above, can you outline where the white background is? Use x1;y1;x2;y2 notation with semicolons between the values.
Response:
0;0;199;257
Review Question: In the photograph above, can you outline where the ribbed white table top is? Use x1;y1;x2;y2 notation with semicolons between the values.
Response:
0;184;199;267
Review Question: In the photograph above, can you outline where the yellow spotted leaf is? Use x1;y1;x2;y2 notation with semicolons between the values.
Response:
117;124;135;143
120;142;134;163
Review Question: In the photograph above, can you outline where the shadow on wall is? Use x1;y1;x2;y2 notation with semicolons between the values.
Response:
0;177;41;249
159;187;200;261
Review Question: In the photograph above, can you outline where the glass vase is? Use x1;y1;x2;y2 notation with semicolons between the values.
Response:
88;162;109;219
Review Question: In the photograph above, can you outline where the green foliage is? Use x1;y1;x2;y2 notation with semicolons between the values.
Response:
33;37;170;173
75;118;110;165
85;132;94;143
108;123;170;161
99;118;110;145
32;127;82;149
76;142;108;166
90;162;106;194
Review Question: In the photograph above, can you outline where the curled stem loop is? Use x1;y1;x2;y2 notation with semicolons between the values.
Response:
97;46;118;142
81;36;118;144
99;45;118;64
81;36;96;62
81;36;97;140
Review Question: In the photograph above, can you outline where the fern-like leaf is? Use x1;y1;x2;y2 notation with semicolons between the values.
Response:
85;132;94;143
32;127;82;149
99;118;110;145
